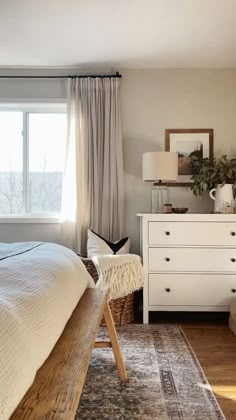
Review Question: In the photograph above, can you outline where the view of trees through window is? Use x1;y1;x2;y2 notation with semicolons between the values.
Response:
0;110;66;214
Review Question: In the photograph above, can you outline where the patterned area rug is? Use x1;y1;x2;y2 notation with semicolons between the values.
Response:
76;325;225;420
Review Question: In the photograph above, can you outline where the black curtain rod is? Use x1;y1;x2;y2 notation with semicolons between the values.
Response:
0;71;122;79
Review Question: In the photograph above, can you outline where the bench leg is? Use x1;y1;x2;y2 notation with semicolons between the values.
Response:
103;301;128;381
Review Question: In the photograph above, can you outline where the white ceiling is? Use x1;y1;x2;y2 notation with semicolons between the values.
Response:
0;0;235;68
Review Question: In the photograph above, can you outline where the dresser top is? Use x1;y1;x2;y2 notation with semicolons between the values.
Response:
137;213;236;222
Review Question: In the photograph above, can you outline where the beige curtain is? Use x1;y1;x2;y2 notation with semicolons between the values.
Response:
61;76;125;255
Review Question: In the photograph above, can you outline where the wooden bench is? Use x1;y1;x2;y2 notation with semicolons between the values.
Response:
11;288;127;420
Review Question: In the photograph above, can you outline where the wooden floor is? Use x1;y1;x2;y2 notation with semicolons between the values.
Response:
182;323;236;420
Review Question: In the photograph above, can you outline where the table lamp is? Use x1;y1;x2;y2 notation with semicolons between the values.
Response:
143;151;178;213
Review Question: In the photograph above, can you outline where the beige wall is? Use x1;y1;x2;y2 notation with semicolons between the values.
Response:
0;68;236;250
120;69;236;253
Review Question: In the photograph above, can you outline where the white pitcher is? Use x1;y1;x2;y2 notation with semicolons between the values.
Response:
209;184;234;213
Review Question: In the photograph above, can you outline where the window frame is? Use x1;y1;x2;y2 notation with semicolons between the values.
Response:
0;102;66;222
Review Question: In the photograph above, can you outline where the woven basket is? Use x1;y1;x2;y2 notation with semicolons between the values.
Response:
80;256;134;326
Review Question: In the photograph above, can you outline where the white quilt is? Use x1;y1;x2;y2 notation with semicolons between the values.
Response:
0;242;93;420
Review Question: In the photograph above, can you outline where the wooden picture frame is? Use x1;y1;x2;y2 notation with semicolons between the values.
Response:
164;128;214;186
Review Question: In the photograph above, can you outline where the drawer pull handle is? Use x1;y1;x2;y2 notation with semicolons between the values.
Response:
231;258;236;262
165;288;171;292
231;289;236;293
165;257;170;262
231;232;236;236
165;231;170;236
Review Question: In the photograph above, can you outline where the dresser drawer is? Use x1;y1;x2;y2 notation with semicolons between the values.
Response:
148;222;236;246
149;247;236;272
149;273;236;306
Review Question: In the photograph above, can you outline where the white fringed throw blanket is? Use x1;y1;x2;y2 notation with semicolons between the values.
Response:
92;254;144;300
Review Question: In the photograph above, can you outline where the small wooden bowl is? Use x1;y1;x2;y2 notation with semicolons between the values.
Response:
172;207;188;214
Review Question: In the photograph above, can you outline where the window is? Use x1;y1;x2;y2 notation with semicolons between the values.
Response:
0;104;66;216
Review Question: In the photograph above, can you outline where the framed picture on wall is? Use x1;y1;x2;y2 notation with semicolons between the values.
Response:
165;128;214;186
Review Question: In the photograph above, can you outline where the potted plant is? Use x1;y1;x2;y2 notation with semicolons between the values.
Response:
191;155;236;212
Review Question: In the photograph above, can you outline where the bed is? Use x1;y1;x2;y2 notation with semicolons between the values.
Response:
0;242;94;420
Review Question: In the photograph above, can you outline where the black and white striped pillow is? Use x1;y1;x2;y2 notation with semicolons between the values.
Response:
87;229;130;257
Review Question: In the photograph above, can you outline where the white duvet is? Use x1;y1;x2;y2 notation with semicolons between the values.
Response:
0;242;93;420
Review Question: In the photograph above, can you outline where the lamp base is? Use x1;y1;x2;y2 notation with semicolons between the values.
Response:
152;185;169;213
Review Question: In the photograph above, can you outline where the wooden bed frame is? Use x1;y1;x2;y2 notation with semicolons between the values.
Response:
11;288;127;419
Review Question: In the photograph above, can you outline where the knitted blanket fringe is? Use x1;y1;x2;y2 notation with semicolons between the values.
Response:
92;254;144;300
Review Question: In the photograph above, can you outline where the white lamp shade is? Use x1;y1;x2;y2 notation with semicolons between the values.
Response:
143;151;178;181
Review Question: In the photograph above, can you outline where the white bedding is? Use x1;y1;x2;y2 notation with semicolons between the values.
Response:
0;242;93;420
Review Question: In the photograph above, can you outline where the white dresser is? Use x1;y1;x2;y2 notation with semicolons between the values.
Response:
138;214;236;324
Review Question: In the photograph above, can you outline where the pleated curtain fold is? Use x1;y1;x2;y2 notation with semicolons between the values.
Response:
61;77;125;255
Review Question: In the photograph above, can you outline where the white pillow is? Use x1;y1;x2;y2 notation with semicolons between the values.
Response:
87;229;130;258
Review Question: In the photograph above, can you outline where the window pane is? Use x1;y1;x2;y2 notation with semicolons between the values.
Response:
28;113;66;213
0;112;23;214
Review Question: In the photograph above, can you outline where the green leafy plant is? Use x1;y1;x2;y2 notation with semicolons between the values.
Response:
191;155;236;198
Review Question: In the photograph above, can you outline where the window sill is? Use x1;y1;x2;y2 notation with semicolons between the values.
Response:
0;215;63;224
